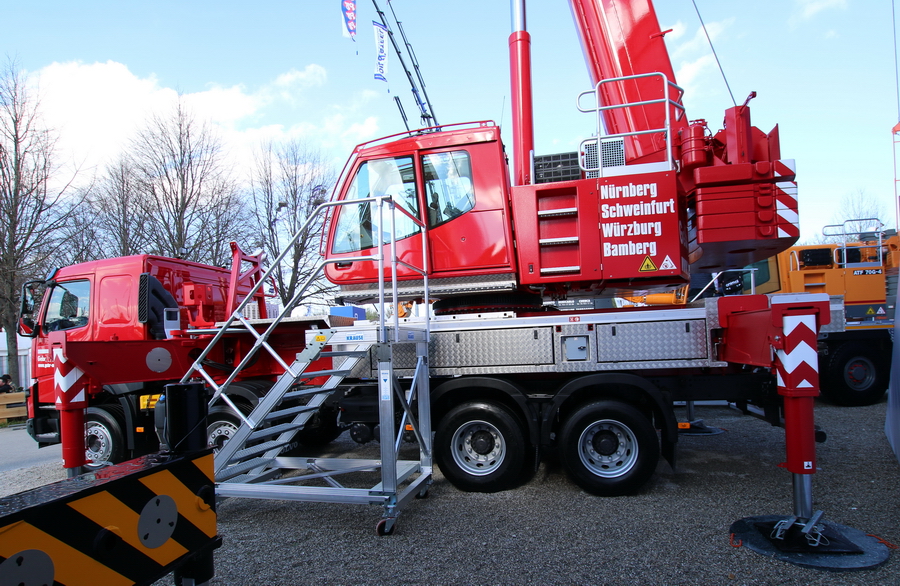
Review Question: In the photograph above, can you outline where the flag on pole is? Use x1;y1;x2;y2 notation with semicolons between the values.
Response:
342;0;357;40
373;21;388;82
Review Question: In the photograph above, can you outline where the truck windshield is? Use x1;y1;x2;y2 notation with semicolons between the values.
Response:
44;280;91;332
332;156;419;254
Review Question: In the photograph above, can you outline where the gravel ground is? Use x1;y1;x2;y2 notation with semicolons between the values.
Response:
3;400;899;585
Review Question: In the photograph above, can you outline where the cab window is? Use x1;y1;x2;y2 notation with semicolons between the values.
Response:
44;280;90;332
332;156;419;254
422;151;475;228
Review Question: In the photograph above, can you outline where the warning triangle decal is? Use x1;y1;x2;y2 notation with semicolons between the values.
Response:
659;255;677;271
639;256;658;272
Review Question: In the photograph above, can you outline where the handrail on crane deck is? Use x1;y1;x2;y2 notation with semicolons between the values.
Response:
576;72;685;176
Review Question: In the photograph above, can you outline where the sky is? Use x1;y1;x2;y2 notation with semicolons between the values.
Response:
3;0;897;241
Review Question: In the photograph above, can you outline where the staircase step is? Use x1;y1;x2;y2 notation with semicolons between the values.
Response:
219;469;282;484
230;439;291;463
282;387;337;401
299;369;352;378
320;350;369;358
217;456;277;481
248;422;306;441
264;404;320;421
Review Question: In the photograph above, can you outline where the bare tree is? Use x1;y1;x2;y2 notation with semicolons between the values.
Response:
0;60;80;386
250;139;335;310
130;98;250;266
85;157;151;258
803;190;893;244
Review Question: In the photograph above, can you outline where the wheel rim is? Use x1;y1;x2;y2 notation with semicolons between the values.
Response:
577;419;638;479
207;419;239;452
85;421;114;464
844;357;876;390
450;420;505;476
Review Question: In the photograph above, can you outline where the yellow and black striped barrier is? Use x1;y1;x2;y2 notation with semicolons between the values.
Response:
0;450;220;586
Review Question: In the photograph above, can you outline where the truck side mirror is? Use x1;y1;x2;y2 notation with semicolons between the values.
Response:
17;281;44;338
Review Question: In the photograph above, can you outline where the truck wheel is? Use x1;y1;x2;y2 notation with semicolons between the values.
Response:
207;404;251;452
85;405;127;468
434;401;527;493
559;401;659;496
822;342;888;406
294;406;343;447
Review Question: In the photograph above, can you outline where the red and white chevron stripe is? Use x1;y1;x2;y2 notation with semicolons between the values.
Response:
54;348;88;409
774;159;799;239
775;181;799;239
774;314;819;391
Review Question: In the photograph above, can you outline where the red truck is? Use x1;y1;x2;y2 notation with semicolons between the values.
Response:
18;243;339;470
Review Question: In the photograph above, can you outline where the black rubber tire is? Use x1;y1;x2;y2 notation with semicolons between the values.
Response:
558;400;660;496
821;342;888;406
85;405;127;468
206;404;252;453
294;406;344;447
434;401;527;493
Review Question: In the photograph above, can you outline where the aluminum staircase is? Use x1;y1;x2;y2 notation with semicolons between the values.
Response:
178;195;432;533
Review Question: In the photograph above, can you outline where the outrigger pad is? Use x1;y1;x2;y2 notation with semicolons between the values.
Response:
730;515;891;571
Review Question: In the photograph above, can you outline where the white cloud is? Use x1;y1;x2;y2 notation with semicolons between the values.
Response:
273;65;327;89
35;61;176;179
31;60;381;187
184;84;260;127
669;18;735;62
796;0;847;19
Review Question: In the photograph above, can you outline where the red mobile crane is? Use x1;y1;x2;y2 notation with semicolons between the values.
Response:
16;1;885;559
259;0;875;553
312;0;810;496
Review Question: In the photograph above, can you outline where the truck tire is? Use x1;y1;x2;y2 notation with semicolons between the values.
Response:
822;342;888;406
293;406;344;447
559;400;659;496
85;405;127;468
207;404;252;453
434;401;527;493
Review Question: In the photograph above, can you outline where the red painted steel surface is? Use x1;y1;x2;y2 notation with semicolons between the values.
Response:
509;30;535;186
567;0;688;164
511;171;687;286
324;124;517;287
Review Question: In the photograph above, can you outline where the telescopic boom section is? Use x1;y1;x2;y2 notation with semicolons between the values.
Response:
568;0;688;164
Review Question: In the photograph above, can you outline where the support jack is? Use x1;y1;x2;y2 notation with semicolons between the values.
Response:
677;402;724;436
729;296;891;571
730;513;890;571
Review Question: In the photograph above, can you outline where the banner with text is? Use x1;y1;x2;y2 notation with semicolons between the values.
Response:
373;21;388;82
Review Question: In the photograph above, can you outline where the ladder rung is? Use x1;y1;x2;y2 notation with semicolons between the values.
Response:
219;469;281;485
300;369;352;378
229;440;291;463
540;265;581;274
248;422;306;441
537;207;577;217
539;237;579;246
320;350;369;358
282;387;335;401
217;456;277;481
264;404;320;421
